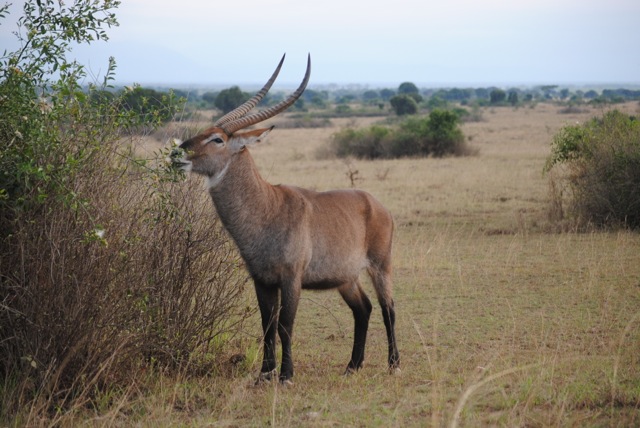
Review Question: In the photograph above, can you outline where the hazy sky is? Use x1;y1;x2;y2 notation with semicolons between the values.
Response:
2;0;639;87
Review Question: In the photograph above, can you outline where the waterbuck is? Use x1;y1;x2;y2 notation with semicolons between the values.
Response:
173;54;399;384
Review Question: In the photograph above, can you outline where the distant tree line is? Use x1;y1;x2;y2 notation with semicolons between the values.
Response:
92;81;640;121
601;88;640;102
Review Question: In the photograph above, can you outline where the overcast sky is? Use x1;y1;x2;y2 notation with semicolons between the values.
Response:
2;0;639;88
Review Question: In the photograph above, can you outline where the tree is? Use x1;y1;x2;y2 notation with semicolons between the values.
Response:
299;89;327;108
540;85;558;100
507;91;519;106
398;81;419;95
584;90;598;99
215;86;249;114
426;95;448;110
390;94;418;116
431;88;473;102
490;89;506;104
380;88;396;101
421;109;465;156
202;91;219;107
362;90;379;103
293;98;306;111
475;88;490;100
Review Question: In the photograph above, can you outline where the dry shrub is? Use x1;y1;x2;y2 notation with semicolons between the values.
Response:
0;139;249;415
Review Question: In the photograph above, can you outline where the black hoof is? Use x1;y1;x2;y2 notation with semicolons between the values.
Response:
279;378;294;387
255;369;277;385
344;363;363;376
389;366;402;375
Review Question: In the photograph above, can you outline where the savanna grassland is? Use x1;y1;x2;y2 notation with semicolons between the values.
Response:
110;102;640;427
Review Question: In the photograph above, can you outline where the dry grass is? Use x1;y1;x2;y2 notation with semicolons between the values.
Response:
46;103;640;426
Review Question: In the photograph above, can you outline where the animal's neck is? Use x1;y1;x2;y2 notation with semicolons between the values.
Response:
208;149;278;239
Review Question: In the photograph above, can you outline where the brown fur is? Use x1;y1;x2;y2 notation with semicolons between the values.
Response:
176;126;399;383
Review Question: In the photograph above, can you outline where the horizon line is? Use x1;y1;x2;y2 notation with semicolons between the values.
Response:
106;80;640;90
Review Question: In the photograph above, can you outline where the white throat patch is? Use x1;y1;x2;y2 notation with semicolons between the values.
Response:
178;159;193;173
206;161;230;189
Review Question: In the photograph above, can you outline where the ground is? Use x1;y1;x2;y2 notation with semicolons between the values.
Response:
114;102;640;426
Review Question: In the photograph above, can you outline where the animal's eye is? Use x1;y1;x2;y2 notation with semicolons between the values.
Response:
204;135;225;145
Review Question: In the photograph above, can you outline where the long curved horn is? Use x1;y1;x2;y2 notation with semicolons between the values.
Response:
221;54;311;135
213;54;286;127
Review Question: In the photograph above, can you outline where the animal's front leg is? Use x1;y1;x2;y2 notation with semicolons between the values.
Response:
277;283;301;384
254;284;279;383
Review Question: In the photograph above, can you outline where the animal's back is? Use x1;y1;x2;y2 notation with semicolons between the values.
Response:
294;187;393;288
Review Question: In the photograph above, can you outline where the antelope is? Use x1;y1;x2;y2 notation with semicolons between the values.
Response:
173;54;399;384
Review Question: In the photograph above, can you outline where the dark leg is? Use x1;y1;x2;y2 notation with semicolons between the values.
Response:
381;299;400;369
369;266;400;371
254;284;279;382
277;284;300;383
338;280;373;373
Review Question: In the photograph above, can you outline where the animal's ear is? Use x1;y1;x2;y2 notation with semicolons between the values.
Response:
229;126;274;152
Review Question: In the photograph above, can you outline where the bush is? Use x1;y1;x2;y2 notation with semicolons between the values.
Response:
330;109;470;159
1;1;249;417
331;126;391;159
335;104;352;115
414;109;465;156
546;110;640;229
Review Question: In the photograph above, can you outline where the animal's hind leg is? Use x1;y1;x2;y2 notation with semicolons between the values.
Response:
338;279;373;373
368;266;400;371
